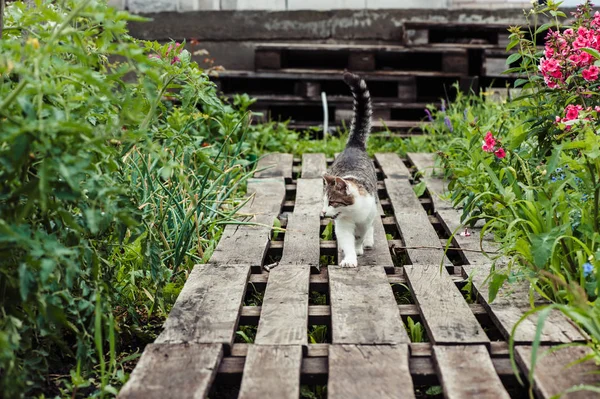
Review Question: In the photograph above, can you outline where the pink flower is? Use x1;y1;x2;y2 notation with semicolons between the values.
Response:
595;106;600;112
171;56;181;65
494;148;506;159
582;65;599;81
484;131;496;147
540;58;560;73
148;54;161;59
482;143;494;152
579;51;593;66
564;104;583;121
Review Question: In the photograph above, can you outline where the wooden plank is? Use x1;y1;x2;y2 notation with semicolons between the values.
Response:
397;76;417;101
329;265;410;344
255;49;281;70
397;209;451;265
436;207;500;266
118;343;222;399
209;178;285;266
293;178;322;214
280;214;320;267
231;341;510;358
255;264;310;345
255;42;469;54
294;81;321;97
337;215;393;269
348;51;376;71
280;178;322;266
301;153;327;178
374;153;411;179
156;264;250;346
254;153;293;179
255;177;319;345
238;345;302;399
464;264;586;344
433;345;510;399
214;69;464;81
405;264;489;344
442;52;469;75
407;152;453;212
516;346;600;399
329;344;415;399
384;177;452;265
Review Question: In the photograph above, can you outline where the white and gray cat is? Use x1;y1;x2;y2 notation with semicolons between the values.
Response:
321;72;378;267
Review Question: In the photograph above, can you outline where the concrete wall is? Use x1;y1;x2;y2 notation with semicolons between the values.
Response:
110;0;535;13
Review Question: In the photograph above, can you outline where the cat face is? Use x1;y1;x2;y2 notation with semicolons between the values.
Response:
321;174;355;218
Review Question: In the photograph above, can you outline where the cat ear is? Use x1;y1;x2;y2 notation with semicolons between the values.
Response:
334;177;347;190
323;174;336;186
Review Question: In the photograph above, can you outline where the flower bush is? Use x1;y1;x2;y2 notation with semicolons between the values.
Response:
423;1;600;395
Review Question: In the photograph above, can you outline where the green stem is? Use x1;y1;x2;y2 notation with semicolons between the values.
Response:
586;158;600;234
140;75;176;132
0;79;28;111
47;0;91;45
1;0;5;38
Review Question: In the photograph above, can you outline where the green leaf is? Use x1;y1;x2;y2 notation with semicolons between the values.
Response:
18;264;34;301
531;231;559;268
413;181;427;197
535;22;553;36
488;273;508;303
506;53;521;65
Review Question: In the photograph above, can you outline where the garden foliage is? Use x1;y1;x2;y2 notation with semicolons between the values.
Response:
423;1;600;395
0;0;295;397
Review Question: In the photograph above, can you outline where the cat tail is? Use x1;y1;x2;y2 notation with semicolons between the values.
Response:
343;71;372;149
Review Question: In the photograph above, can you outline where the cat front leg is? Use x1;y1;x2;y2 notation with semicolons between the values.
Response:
335;220;357;267
363;222;374;249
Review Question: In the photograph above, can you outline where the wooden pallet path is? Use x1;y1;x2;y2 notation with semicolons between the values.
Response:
120;152;595;399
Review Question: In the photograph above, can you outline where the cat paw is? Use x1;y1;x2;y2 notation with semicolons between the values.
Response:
355;246;364;256
340;257;358;267
363;241;374;250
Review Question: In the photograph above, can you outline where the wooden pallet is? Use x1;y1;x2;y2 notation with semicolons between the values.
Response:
402;21;513;47
254;43;469;75
211;69;475;102
119;152;593;399
245;95;432;127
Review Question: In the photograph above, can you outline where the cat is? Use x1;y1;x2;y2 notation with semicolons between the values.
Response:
321;72;378;267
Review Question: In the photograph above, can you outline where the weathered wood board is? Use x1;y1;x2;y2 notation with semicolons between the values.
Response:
302;153;327;178
337;214;394;269
374;153;411;179
118;343;222;399
464;264;586;344
405;264;489;344
293;178;323;215
209;178;285;266
254;153;293;180
238;345;302;399
328;344;415;399
329;265;410;344
516;345;600;399
433;345;510;399
255;264;310;345
156;264;250;346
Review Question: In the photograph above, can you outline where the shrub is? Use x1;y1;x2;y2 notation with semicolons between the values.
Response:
423;1;600;395
0;1;292;396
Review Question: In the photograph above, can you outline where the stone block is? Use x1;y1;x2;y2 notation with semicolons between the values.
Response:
367;0;447;9
128;0;177;13
221;0;286;10
287;0;365;10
